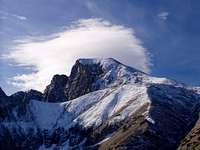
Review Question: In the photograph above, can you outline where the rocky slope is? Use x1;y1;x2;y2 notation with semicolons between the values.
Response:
0;58;200;150
178;113;200;150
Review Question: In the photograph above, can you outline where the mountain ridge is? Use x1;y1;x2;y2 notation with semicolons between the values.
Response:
0;58;199;150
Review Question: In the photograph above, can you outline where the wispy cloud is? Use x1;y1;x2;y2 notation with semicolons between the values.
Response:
158;12;169;20
12;14;27;21
2;18;151;91
85;1;98;12
0;11;27;21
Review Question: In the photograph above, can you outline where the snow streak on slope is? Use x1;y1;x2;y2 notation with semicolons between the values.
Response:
29;84;150;130
75;85;149;127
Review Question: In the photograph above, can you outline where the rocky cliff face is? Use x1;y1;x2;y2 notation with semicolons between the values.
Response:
64;59;104;100
0;87;7;98
44;74;68;102
0;58;200;150
44;58;140;102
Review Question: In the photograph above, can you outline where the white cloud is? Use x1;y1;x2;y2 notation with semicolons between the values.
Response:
3;18;151;92
158;12;169;20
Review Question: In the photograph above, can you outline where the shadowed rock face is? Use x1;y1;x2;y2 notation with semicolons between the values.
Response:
178;114;200;150
0;89;43;122
145;84;199;150
44;74;68;102
64;60;104;100
0;87;9;120
10;90;43;103
43;60;104;102
26;90;43;101
0;87;7;99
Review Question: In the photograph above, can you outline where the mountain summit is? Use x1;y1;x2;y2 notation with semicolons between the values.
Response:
44;58;176;103
0;58;199;150
44;58;141;102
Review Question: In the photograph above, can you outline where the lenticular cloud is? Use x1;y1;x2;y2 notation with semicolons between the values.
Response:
3;18;151;91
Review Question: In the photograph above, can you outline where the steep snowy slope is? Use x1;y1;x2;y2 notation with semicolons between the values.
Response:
30;84;149;130
0;58;199;150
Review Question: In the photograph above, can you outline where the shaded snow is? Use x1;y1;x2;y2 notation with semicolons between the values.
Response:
29;100;65;129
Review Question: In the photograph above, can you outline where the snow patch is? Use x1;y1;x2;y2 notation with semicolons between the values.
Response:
145;116;155;124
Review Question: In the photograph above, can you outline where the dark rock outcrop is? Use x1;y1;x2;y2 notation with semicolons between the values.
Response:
0;87;7;99
26;89;43;101
0;89;43;122
64;59;103;100
44;74;68;102
0;87;10;107
10;91;26;102
10;89;43;103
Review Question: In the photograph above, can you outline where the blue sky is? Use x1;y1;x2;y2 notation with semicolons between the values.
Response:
0;0;200;94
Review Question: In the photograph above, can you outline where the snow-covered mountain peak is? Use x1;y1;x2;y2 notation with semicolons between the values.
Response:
76;58;140;74
0;58;198;149
77;58;120;66
43;58;181;102
75;58;180;87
